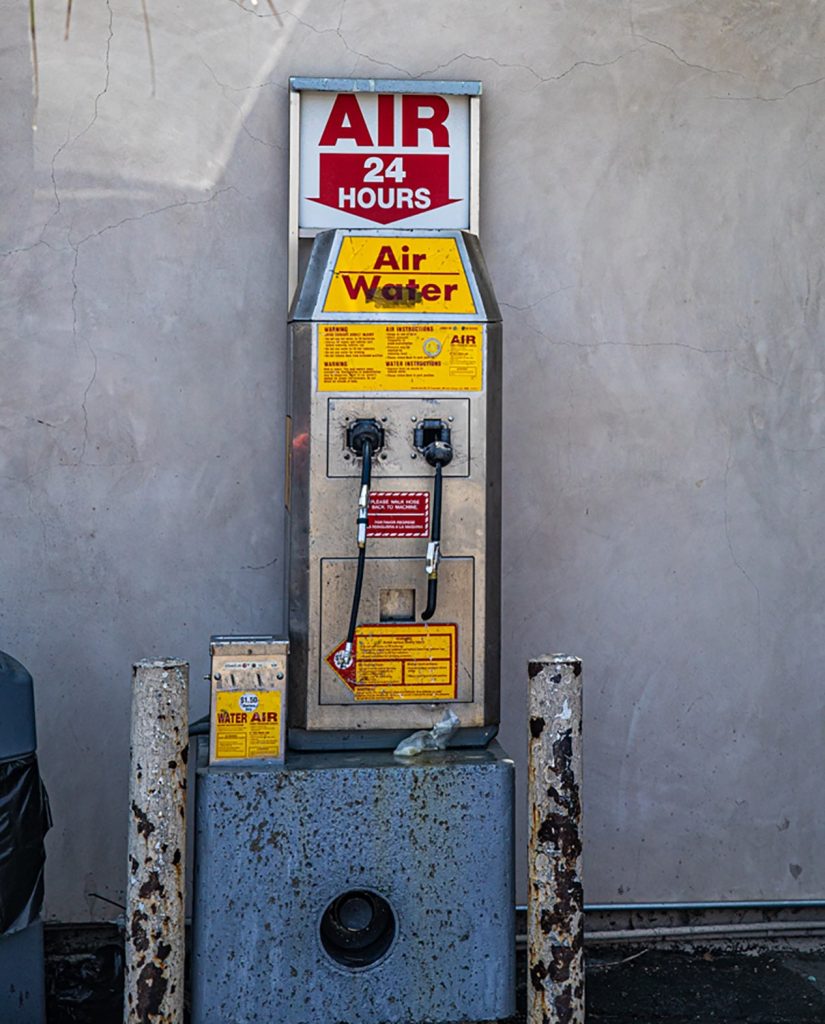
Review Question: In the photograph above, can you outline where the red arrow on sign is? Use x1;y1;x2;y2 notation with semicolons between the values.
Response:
309;153;459;225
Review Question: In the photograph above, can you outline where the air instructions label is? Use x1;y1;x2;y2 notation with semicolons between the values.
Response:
326;623;458;702
323;236;476;315
318;323;483;392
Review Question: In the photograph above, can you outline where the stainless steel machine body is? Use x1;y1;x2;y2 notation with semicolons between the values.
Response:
287;229;502;748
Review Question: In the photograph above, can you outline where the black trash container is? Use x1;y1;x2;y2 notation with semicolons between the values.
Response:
0;650;51;1024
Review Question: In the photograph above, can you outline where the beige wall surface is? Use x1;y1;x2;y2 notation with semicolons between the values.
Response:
3;0;825;920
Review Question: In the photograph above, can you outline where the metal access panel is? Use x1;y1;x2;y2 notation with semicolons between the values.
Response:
287;229;502;748
208;636;288;765
191;744;515;1024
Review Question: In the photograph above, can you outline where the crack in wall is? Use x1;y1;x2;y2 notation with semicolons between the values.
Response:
39;0;114;247
217;0;413;75
499;286;577;312
200;2;767;101
78;342;99;464
62;187;234;466
418;49;637;85
710;75;825;102
331;0;411;76
197;60;284;149
68;187;235;250
510;329;733;357
44;124;73;238
199;57;287;96
633;33;744;79
242;557;278;570
239;119;283;151
72;0;114;149
0;238;57;261
67;242;98;466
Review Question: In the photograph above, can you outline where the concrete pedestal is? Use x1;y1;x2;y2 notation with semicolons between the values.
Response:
191;743;515;1024
0;920;46;1023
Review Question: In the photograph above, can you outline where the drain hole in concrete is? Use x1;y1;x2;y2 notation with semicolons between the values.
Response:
320;889;396;968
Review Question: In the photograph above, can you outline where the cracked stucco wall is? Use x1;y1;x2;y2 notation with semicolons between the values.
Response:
2;0;825;921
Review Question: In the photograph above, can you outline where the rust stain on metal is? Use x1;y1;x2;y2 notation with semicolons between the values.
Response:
130;911;149;953
527;656;584;1024
530;959;548;991
126;659;188;1024
138;870;164;897
136;960;168;1019
131;801;155;838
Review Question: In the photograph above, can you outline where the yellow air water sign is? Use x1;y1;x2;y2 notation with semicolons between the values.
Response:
323;236;476;315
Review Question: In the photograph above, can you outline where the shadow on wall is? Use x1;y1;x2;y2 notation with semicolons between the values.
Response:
4;1;306;924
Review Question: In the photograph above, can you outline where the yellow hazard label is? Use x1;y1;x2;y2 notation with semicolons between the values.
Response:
326;623;457;701
323;236;476;315
213;690;282;760
318;323;482;392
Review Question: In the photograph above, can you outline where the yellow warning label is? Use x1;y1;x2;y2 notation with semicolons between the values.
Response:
323;236;476;315
213;690;282;760
326;623;457;702
318;323;483;392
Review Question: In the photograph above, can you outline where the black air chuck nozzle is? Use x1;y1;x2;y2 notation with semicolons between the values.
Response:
347;418;385;458
415;419;453;621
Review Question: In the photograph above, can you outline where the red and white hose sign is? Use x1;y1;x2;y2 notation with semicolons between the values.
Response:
367;491;430;538
299;91;471;230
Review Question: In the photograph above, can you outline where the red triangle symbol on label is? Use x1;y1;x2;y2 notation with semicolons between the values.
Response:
325;639;358;693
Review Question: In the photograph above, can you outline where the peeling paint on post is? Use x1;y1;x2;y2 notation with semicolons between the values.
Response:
527;655;584;1024
126;659;188;1024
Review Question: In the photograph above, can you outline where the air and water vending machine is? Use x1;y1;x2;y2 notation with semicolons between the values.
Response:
192;225;514;1022
287;228;502;748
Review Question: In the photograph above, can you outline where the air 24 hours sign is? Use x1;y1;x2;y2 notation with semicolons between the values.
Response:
295;80;479;230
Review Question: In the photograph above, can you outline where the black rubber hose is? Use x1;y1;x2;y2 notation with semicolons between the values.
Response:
421;578;438;621
345;439;373;649
421;462;443;621
188;714;210;736
360;439;374;491
346;546;367;647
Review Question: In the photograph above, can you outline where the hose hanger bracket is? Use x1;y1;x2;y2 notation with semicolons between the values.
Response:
415;419;454;621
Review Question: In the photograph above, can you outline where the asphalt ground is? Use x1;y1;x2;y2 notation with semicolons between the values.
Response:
510;948;825;1024
44;926;825;1023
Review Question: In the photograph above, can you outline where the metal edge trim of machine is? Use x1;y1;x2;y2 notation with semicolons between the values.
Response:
288;724;499;752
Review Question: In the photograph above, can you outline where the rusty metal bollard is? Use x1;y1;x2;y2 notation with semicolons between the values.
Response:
527;655;584;1024
125;659;189;1024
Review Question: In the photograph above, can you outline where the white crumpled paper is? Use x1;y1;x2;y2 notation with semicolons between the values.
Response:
393;709;460;757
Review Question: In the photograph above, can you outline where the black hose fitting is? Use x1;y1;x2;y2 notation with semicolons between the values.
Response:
347;419;384;458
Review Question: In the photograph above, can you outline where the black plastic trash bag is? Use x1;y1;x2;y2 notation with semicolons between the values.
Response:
0;752;51;934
